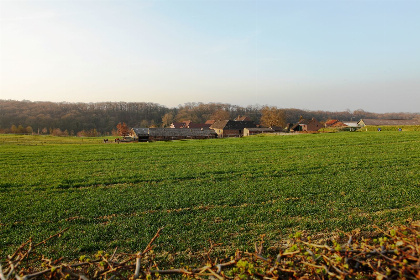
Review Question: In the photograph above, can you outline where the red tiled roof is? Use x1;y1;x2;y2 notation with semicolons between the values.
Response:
325;119;339;126
330;121;347;127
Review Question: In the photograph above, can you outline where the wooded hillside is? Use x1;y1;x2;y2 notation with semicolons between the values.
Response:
0;100;418;135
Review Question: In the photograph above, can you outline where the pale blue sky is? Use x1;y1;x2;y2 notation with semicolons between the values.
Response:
1;0;419;113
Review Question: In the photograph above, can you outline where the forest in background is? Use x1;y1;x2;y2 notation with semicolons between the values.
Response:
0;99;418;136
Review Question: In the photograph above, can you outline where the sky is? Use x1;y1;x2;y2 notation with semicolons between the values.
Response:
1;0;419;113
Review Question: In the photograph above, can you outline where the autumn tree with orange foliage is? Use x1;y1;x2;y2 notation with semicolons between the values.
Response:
116;122;130;137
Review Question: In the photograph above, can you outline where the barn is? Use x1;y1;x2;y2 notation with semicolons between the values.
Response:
130;128;149;142
291;118;322;132
130;128;217;141
210;120;257;138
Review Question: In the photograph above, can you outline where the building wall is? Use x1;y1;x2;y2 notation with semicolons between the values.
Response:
307;120;321;131
244;128;274;136
358;120;366;127
222;129;241;137
213;129;223;137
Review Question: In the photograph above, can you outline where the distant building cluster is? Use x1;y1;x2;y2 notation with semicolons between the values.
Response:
129;117;419;142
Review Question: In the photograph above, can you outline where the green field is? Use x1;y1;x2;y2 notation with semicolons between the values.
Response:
1;132;419;266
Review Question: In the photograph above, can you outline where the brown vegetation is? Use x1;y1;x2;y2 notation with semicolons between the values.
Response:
2;222;419;279
116;122;130;137
260;106;286;128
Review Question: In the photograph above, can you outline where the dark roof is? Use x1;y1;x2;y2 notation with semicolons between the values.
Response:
148;128;217;137
131;128;217;137
133;128;217;137
171;121;211;129
358;119;419;126
211;120;256;130
296;118;311;125
291;118;320;130
131;128;149;136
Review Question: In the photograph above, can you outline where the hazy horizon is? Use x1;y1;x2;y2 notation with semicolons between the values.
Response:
2;98;419;115
1;0;419;114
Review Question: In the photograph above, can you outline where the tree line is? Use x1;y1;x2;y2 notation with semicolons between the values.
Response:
0;100;418;136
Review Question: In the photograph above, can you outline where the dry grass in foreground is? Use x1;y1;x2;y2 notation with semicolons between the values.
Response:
1;222;419;279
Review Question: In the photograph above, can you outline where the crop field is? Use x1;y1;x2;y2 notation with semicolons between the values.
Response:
1;132;419;266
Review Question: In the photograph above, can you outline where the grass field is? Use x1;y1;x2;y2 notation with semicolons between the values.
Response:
1;132;419;266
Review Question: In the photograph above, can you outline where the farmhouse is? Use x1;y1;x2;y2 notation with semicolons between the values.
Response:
358;119;419;127
291;118;322;132
323;119;360;131
210;120;257;137
130;128;217;141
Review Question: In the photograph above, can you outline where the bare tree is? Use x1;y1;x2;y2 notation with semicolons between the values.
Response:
260;106;286;128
